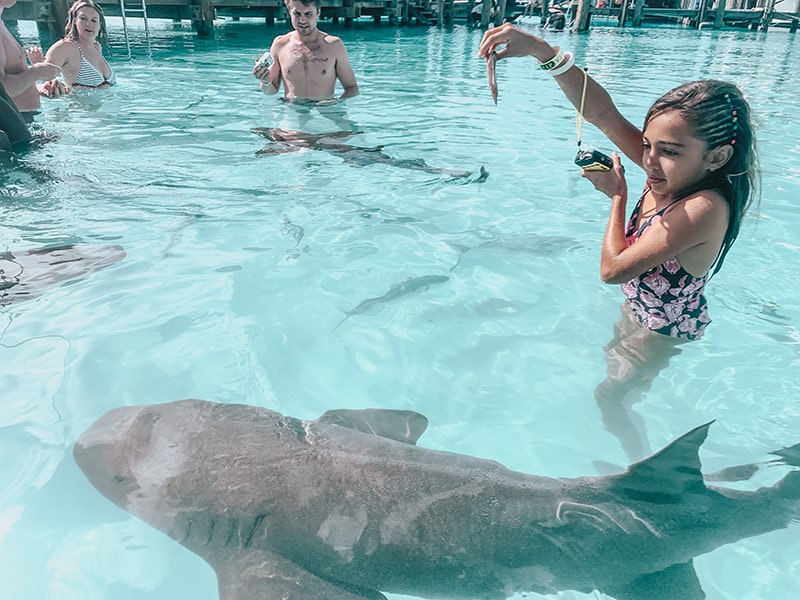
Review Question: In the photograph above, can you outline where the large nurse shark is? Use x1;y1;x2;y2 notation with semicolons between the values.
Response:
0;244;125;306
73;399;800;600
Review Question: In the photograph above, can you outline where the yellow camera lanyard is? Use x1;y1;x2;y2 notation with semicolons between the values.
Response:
576;67;589;150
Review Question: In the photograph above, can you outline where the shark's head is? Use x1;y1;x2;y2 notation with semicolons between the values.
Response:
73;403;197;523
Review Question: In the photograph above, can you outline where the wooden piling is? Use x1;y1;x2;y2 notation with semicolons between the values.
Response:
480;0;491;28
49;0;69;40
759;0;776;30
631;0;645;27
575;0;591;31
713;0;725;29
496;0;506;25
191;0;215;37
618;0;629;27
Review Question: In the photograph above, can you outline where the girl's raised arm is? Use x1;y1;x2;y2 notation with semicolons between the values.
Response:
478;24;643;168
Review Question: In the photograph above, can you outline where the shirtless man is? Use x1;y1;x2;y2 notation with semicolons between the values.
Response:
252;0;359;103
0;0;66;120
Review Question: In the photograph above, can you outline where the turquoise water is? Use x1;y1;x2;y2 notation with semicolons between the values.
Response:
1;16;799;600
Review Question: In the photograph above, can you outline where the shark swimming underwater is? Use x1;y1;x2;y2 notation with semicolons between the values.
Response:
1;244;126;306
73;399;800;600
252;127;488;181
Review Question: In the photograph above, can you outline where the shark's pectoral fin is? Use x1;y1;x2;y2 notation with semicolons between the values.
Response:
256;143;305;156
605;560;704;600
316;408;428;445
216;549;387;600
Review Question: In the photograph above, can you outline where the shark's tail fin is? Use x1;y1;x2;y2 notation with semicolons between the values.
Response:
770;442;800;468
772;442;800;503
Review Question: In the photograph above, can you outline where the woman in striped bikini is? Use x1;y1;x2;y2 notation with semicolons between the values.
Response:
36;0;114;91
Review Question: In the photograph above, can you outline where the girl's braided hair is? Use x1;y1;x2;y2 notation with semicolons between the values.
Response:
645;80;760;277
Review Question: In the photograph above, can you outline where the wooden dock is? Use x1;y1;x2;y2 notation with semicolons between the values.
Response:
2;0;798;40
573;0;799;33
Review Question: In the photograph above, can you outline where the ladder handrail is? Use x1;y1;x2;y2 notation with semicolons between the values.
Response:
119;0;151;58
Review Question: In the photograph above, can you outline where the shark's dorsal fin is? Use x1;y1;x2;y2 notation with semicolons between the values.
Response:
611;422;713;502
316;408;428;445
605;560;704;600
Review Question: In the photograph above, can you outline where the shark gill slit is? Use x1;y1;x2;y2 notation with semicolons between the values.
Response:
245;514;267;548
182;518;193;543
205;518;216;546
224;518;238;547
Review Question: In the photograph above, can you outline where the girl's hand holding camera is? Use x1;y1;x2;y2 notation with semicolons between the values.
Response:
581;151;627;201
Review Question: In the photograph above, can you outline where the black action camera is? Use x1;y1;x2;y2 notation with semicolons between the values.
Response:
574;149;613;172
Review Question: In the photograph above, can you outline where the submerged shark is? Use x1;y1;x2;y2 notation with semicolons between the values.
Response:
334;274;450;331
252;127;488;181
0;244;126;306
74;399;800;600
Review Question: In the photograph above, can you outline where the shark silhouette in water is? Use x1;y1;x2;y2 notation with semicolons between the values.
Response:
253;127;488;182
334;274;450;331
74;399;800;600
1;244;126;306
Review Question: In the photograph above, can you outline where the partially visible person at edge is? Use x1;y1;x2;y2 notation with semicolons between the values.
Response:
252;0;359;103
479;24;759;462
0;0;67;121
1;79;31;157
39;0;115;90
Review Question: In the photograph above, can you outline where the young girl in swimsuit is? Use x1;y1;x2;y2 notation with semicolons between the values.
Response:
478;24;758;462
34;0;114;91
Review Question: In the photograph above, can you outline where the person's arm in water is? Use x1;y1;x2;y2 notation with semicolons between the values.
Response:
0;41;62;99
35;43;70;97
478;23;642;169
333;39;358;100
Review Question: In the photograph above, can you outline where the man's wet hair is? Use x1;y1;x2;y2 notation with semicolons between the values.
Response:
285;0;321;8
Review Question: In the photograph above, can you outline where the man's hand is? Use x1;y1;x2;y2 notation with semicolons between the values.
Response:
253;55;280;95
252;60;271;82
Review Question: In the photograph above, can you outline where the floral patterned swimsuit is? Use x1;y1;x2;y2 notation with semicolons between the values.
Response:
621;189;711;341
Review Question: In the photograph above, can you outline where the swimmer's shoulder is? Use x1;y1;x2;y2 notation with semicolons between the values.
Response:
666;188;730;234
45;39;77;63
682;187;729;213
322;34;349;57
320;31;345;46
271;33;294;50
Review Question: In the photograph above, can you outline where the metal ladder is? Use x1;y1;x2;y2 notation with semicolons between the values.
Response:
119;0;151;57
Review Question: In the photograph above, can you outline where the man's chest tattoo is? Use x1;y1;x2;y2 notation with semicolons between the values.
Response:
291;45;330;71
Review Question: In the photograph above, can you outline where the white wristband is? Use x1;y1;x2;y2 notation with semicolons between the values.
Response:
260;80;278;95
547;51;575;77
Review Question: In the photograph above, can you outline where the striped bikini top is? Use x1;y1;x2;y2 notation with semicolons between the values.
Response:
73;42;114;88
